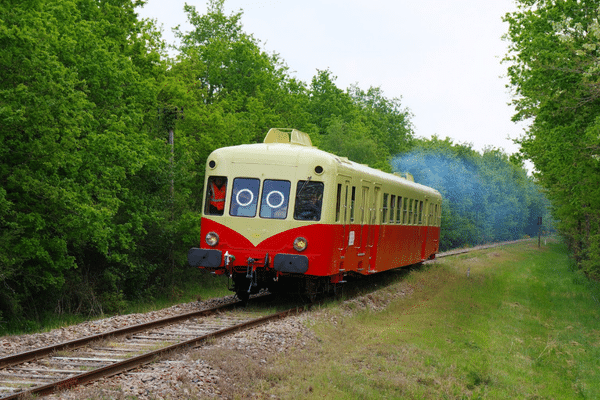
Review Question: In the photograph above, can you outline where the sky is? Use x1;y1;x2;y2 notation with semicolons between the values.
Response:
136;0;528;157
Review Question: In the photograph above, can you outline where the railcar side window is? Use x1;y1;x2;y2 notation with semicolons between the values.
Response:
350;187;356;223
205;176;228;216
415;200;420;225
335;184;342;222
259;180;291;219
343;185;349;223
294;181;324;221
361;187;369;224
414;200;419;225
230;178;260;218
373;187;380;224
409;199;414;224
418;201;424;225
415;200;421;225
428;202;433;225
396;196;402;223
382;194;389;223
390;195;396;224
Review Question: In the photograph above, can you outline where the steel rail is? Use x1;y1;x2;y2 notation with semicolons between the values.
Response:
0;304;308;399
433;238;535;260
0;300;244;371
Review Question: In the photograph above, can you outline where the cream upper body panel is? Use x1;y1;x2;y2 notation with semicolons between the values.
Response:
207;141;440;198
202;129;442;246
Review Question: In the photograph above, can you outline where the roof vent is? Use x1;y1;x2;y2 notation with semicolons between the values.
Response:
263;128;313;147
263;128;289;143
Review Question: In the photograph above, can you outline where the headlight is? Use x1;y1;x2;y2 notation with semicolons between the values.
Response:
293;237;308;252
205;232;219;247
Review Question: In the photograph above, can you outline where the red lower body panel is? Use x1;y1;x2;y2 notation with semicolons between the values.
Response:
196;218;440;277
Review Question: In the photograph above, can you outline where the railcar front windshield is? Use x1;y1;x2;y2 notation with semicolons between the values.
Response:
204;176;228;216
260;180;291;219
294;181;324;221
224;178;322;220
230;178;260;217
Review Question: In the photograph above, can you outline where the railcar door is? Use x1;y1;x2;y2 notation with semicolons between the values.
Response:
366;184;381;272
352;184;369;273
358;185;370;253
420;198;430;260
367;185;380;249
334;178;352;273
338;179;351;255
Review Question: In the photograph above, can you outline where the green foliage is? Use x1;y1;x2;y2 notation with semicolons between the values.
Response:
504;0;600;277
321;117;380;167
309;70;414;170
0;0;169;322
3;0;561;332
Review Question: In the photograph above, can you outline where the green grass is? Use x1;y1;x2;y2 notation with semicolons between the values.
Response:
263;241;600;399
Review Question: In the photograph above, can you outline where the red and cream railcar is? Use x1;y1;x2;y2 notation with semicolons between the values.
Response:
188;128;442;300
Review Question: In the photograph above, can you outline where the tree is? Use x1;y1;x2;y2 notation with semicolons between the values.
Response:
0;0;422;326
504;0;600;278
320;117;380;166
307;69;354;132
307;70;414;170
0;0;167;322
164;0;292;212
174;0;286;110
348;85;414;157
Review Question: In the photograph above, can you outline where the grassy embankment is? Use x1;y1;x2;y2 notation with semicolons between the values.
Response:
233;241;600;399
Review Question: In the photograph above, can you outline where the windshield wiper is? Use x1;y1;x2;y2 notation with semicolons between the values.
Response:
297;176;312;197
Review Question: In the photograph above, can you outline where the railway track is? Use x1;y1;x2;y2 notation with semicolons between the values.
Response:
0;298;309;399
0;239;533;399
433;238;535;260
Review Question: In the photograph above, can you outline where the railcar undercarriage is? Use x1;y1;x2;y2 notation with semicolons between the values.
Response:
228;270;344;303
217;250;345;302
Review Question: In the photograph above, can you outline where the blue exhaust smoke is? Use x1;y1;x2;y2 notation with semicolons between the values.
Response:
391;144;550;250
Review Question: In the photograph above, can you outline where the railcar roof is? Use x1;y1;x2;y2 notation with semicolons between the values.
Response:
211;141;441;199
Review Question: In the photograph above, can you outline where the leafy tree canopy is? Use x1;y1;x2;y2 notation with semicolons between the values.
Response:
0;0;167;320
504;0;600;277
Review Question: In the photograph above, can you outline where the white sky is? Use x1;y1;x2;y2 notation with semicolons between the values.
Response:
137;0;527;156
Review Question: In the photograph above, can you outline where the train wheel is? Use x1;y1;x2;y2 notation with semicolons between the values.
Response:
236;288;250;303
333;283;343;299
306;291;317;303
304;277;320;303
233;275;250;304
